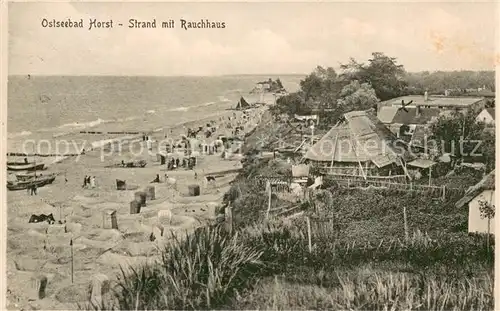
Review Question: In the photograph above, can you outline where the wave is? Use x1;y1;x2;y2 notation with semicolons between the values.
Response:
9;130;32;138
217;96;231;103
224;89;242;94
170;107;190;112
201;101;216;107
57;118;112;130
9;96;233;139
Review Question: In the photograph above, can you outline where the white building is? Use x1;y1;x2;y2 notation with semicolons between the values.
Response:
456;170;495;235
475;108;495;126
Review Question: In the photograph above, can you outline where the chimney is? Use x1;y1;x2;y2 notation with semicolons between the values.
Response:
424;91;429;102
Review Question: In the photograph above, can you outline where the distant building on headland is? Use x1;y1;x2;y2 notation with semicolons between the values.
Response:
256;79;271;91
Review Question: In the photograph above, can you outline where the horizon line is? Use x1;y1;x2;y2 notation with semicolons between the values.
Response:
7;69;496;78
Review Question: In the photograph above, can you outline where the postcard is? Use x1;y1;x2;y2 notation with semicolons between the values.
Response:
2;1;498;310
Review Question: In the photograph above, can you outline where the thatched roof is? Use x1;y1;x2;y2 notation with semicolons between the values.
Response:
304;110;410;168
456;170;495;208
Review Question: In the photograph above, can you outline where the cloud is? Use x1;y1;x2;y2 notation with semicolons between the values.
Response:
8;2;496;75
340;17;377;37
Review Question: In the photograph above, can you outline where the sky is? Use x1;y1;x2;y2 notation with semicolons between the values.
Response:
8;1;499;76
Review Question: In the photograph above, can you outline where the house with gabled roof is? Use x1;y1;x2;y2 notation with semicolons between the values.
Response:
476;107;495;126
456;170;495;235
378;106;441;139
304;110;413;180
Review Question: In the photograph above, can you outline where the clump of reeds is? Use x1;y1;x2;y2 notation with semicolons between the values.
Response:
81;225;264;310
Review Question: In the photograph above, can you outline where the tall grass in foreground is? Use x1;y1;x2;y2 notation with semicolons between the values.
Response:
81;222;494;310
234;271;493;310
82;225;263;310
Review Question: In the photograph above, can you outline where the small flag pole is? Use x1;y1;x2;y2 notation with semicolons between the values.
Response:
70;238;74;284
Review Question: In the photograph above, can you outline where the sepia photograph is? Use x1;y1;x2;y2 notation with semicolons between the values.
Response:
4;1;498;310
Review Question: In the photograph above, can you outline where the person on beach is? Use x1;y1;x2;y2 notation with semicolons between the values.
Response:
82;175;88;188
151;174;160;183
24;157;28;164
29;184;37;195
164;173;168;182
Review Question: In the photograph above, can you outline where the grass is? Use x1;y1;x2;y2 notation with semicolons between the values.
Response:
233;270;493;310
81;225;264;310
80;220;494;310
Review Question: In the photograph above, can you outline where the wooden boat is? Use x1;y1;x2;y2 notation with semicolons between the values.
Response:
7;163;45;172
105;160;147;168
7;175;56;191
7;161;33;165
16;172;57;181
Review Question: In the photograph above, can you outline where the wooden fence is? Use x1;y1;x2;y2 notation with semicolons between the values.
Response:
329;178;465;199
322;172;408;184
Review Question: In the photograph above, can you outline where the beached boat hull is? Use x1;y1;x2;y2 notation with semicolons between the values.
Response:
7;163;45;172
16;173;56;182
105;160;147;168
7;175;56;191
7;161;33;166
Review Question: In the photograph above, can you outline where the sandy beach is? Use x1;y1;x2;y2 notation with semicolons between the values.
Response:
6;104;268;310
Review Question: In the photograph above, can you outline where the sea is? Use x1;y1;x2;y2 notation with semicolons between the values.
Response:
7;75;303;154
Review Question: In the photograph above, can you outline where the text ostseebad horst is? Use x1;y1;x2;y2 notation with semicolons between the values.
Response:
41;18;226;30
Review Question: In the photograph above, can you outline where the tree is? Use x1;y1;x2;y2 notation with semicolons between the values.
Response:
299;66;339;103
480;130;495;172
340;52;408;101
271;92;305;116
429;109;484;156
405;70;495;94
479;199;495;249
336;80;379;111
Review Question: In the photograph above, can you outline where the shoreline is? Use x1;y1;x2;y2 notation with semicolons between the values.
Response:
6;100;268;157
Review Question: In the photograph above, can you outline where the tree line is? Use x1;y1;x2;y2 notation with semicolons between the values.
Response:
272;52;494;129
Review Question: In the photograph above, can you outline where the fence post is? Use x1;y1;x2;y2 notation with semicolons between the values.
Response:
442;185;446;200
306;216;312;253
410;182;413;191
347;179;350;188
403;206;409;242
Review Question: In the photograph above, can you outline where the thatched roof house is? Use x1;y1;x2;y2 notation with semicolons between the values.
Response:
304;110;411;178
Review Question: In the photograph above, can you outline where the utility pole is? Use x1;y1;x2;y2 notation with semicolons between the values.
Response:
310;123;315;146
403;206;409;242
428;165;432;186
306;216;312;253
266;180;272;220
